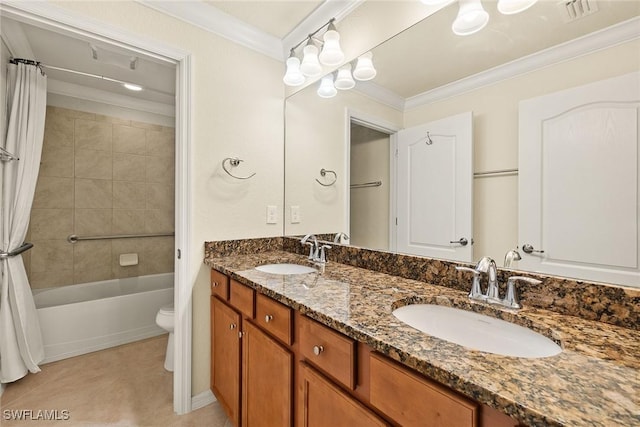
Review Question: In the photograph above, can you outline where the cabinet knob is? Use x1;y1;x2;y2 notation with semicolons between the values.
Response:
313;345;324;356
265;314;273;323
212;281;218;287
229;323;236;330
238;331;244;338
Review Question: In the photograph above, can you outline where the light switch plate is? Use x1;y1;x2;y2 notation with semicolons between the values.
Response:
266;205;278;224
291;205;301;223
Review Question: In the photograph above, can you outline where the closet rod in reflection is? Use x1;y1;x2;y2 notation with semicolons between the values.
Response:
473;168;518;178
350;181;382;189
67;232;175;244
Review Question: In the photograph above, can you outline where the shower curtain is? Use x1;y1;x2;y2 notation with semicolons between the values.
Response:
0;61;47;383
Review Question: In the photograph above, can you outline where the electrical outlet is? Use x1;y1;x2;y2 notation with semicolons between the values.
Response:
291;205;301;224
266;205;278;224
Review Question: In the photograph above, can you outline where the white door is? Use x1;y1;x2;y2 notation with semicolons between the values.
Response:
519;72;640;286
396;112;473;262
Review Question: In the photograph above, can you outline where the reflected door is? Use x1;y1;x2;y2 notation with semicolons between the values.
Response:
519;72;640;286
396;112;473;262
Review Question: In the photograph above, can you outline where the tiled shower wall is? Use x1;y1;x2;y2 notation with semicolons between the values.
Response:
24;106;175;289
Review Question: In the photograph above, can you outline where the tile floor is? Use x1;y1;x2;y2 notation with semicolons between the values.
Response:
1;335;231;426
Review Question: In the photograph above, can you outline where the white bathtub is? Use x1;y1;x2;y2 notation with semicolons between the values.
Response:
32;273;174;364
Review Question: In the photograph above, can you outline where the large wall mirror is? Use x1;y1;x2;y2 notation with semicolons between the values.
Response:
284;0;640;286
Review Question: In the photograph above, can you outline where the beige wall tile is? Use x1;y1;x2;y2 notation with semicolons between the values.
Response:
43;113;74;149
145;183;174;210
75;209;112;236
111;238;145;278
74;265;113;285
73;240;111;272
146;156;174;184
39;145;74;178
30;240;73;273
30;209;73;240
30;269;74;289
96;114;131;126
113;153;146;182
48;106;95;120
143;236;174;275
131;121;163;132
146;130;174;158
75;119;112;152
113;181;146;209
32;177;74;209
75;149;113;179
113;125;146;154
75;179;112;209
113;209;145;234
145;210;174;234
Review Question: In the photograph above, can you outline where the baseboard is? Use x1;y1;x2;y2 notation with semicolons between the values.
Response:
191;389;216;411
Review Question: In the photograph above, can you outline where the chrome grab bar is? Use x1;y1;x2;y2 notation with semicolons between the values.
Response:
0;242;34;259
67;232;174;244
350;180;382;189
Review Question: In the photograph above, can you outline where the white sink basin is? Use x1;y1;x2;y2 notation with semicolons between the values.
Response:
255;263;317;275
392;304;562;358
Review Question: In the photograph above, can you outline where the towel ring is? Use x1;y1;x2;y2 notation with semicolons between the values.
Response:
315;168;337;186
222;157;256;180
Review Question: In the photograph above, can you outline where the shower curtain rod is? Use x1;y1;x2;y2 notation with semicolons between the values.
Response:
11;58;172;96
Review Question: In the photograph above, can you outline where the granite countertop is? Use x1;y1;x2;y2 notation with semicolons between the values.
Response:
204;251;639;427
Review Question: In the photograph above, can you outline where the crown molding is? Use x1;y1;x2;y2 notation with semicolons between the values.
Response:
47;78;175;118
405;16;640;110
352;80;405;111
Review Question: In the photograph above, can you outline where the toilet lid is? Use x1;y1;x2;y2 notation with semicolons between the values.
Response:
159;304;174;315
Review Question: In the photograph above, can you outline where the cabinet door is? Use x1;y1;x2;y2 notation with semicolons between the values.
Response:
211;297;242;426
242;321;293;427
298;362;389;427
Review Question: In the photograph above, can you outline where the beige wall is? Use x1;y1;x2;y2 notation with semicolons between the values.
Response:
25;106;175;288
1;39;9;150
350;124;390;250
49;0;285;396
404;39;640;264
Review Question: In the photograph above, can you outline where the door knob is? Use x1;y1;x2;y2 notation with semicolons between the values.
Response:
449;238;469;246
522;244;544;254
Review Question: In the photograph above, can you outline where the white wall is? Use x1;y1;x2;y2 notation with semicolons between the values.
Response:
48;0;284;396
285;87;402;236
404;39;640;264
1;39;9;149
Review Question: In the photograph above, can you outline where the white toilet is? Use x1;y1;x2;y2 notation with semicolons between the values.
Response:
155;304;174;372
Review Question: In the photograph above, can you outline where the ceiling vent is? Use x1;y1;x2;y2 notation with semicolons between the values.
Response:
558;0;599;23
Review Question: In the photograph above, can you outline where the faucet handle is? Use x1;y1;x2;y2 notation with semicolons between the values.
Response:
456;266;485;301
319;244;331;263
504;276;542;309
455;266;480;275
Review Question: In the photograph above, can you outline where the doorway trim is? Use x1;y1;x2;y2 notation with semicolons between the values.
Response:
0;1;194;414
345;109;400;250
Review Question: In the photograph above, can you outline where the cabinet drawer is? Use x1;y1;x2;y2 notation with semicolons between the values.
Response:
210;269;229;300
230;279;255;318
369;353;478;427
255;293;293;345
299;315;356;390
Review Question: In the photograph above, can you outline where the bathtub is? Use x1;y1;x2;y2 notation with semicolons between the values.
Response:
32;273;174;364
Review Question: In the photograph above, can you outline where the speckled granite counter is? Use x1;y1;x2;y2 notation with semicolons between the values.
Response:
204;250;639;427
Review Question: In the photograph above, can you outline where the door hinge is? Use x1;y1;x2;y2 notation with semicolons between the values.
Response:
177;249;181;259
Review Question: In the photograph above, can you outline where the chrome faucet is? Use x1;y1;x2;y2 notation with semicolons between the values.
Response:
300;234;331;266
503;248;522;268
333;232;349;244
475;256;500;303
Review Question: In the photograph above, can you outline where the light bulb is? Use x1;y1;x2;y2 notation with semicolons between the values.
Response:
319;24;344;66
334;64;355;90
317;75;337;98
283;56;305;86
452;0;489;36
353;52;377;81
123;83;143;91
300;41;322;78
497;0;537;14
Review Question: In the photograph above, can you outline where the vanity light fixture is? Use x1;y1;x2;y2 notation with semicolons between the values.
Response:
334;64;355;90
283;18;345;87
452;0;489;36
317;74;337;98
353;52;377;81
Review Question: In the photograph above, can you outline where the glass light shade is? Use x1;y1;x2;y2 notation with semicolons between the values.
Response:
317;75;337;98
497;0;537;14
319;29;344;66
123;83;143;91
452;0;489;36
353;52;377;81
334;65;355;90
283;56;305;86
300;43;322;78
